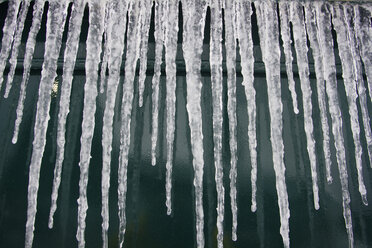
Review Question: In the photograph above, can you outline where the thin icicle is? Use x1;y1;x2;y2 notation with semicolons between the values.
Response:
118;1;141;247
256;2;290;247
48;0;86;229
332;4;368;206
12;0;45;144
237;0;257;213
138;0;152;107
278;1;299;115
289;2;319;210
316;3;354;247
304;2;333;184
225;0;238;241
0;0;21;90
4;0;31;98
101;1;129;247
151;0;166;166
182;0;207;247
210;0;224;246
164;0;178;216
25;1;68;247
76;1;105;247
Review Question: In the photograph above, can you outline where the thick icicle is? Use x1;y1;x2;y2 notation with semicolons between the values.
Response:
316;3;354;247
4;0;31;98
164;0;178;215
182;0;207;247
76;1;105;247
101;1;129;247
118;1;141;247
332;4;368;205
224;0;239;241
12;0;45;144
237;0;257;213
289;2;319;210
278;2;299;114
25;1;68;247
210;0;224;246
0;0;21;90
255;2;290;247
151;0;166;166
48;0;86;229
304;2;333;184
138;0;152;107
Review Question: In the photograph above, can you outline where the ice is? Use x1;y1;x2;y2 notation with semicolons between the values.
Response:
12;0;45;144
304;2;333;184
151;0;166;166
289;1;319;210
49;0;86;229
181;0;208;247
315;2;354;247
210;0;224;246
25;1;69;248
237;0;257;213
255;1;290;247
76;1;105;247
332;4;368;205
164;0;178;215
4;0;30;98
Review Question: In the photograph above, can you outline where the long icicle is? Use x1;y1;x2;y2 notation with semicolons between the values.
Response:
118;1;141;246
237;0;257;213
0;0;21;90
101;1;129;247
12;0;45;144
332;4;368;205
48;0;86;229
210;0;224;246
225;0;239;241
289;1;319;210
278;1;299;114
256;1;290;247
315;2;354;247
4;0;31;98
164;0;178;215
76;1;105;247
304;2;333;184
182;0;207;247
25;1;69;247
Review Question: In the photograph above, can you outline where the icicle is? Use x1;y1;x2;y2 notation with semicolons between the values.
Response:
25;1;69;247
210;0;224;246
101;1;129;247
76;1;105;247
182;0;207;247
224;0;239;241
164;0;178;215
354;6;372;103
278;2;299;114
0;0;21;90
316;3;354;247
304;2;333;184
138;0;152;107
255;2;290;247
118;1;141;247
237;0;257;213
289;2;319;210
151;0;166;166
332;4;368;206
12;0;45;144
4;0;31;98
48;0;86;229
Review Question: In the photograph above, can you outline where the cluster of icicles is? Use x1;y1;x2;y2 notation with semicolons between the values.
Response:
0;0;372;247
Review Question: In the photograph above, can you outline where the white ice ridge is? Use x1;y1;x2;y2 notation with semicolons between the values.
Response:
0;1;371;248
